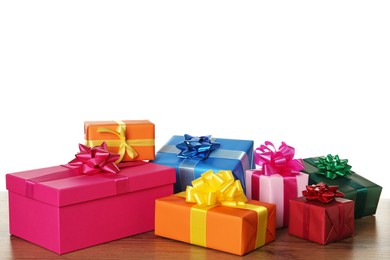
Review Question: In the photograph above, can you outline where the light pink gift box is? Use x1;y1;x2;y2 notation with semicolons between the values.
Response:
245;170;308;228
6;162;176;254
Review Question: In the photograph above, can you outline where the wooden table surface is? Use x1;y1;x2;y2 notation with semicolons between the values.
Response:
1;192;389;260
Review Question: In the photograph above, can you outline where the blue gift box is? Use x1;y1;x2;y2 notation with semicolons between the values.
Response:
152;135;254;192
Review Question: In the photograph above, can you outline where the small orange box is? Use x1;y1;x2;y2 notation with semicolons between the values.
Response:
84;120;155;161
155;195;276;256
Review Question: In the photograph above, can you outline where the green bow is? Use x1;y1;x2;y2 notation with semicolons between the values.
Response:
314;154;352;179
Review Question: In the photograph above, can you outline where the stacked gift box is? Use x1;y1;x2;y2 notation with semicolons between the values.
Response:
6;120;176;254
4;122;382;255
301;155;382;219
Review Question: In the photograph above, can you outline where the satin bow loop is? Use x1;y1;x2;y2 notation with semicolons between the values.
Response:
254;141;304;176
302;182;344;203
314;154;352;179
185;170;247;207
176;134;220;160
67;142;120;175
97;122;138;163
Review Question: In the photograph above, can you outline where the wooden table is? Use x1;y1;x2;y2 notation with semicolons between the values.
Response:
1;192;389;259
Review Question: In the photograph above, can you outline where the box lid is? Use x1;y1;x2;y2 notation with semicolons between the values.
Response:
6;162;176;207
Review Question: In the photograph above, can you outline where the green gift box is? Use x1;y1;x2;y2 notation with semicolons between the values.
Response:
302;156;382;218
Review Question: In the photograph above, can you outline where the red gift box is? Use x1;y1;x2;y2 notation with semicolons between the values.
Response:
288;196;354;245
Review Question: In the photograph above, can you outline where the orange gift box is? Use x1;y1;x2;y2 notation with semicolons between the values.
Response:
85;120;155;162
155;194;276;255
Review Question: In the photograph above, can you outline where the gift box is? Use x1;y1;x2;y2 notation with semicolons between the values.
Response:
151;135;254;192
246;170;308;228
155;170;276;256
288;184;354;245
302;156;382;218
85;120;155;161
6;157;175;254
245;141;308;228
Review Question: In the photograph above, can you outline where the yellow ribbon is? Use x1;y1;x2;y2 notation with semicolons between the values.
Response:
181;170;268;248
85;120;154;163
225;202;268;248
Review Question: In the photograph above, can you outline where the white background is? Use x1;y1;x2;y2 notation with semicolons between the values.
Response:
0;1;389;198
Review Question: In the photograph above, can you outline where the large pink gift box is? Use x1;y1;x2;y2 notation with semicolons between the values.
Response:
6;162;175;254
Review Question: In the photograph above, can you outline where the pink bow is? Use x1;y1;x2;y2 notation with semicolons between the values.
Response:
254;141;304;176
67;142;120;175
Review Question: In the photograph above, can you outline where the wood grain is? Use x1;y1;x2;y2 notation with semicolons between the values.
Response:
1;192;389;259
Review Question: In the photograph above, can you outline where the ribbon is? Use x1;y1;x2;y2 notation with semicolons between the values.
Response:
23;143;149;203
314;154;352;179
66;142;120;175
303;183;344;203
185;169;247;206
182;170;267;249
337;201;346;242
176;134;220;160
92;120;139;163
250;171;299;227
254;141;304;176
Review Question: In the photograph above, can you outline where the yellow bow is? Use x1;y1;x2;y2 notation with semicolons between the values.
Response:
180;170;267;249
185;169;248;206
97;120;138;163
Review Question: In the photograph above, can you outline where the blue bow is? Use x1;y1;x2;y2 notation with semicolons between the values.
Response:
176;134;220;160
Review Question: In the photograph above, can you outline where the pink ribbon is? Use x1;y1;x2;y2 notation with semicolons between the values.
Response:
25;145;148;199
66;142;120;175
254;141;304;176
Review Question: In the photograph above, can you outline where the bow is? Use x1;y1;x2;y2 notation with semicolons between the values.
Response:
97;121;138;162
185;170;247;206
314;154;352;179
254;141;304;176
67;142;120;175
183;170;268;250
302;182;344;203
176;134;220;160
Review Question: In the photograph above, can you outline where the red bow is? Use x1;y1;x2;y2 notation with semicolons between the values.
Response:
67;142;120;175
302;182;344;203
